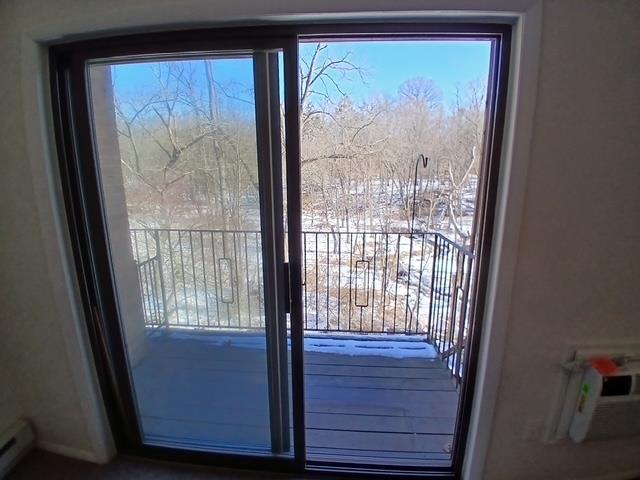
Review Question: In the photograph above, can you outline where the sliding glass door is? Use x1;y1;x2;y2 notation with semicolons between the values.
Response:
79;47;292;456
52;23;510;477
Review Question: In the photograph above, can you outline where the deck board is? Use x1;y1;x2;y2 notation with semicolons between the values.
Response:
304;352;445;369
133;331;457;467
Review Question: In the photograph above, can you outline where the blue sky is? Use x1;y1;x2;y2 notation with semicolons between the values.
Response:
110;40;491;110
299;40;491;105
111;57;255;102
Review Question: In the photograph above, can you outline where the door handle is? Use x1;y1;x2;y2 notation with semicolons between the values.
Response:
283;262;290;314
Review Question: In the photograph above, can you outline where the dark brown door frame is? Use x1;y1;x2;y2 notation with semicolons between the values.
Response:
49;21;511;479
51;34;303;473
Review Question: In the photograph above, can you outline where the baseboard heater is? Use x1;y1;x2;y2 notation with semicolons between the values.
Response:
0;420;34;478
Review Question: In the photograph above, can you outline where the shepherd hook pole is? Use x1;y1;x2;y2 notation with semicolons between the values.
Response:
410;154;429;234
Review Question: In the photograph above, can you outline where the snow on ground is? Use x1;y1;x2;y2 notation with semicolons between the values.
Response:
302;335;438;359
151;330;438;359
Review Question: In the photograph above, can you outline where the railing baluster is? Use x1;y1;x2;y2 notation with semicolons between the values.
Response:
222;232;231;327
149;257;159;324
178;231;189;325
210;232;221;327
244;233;252;328
142;230;156;323
142;262;151;322
303;233;308;330
449;251;462;356
392;234;401;333
337;232;341;331
200;232;210;327
415;233;426;334
405;231;414;333
446;243;456;355
381;233;389;332
436;243;446;350
189;231;200;327
147;262;155;323
434;242;441;347
438;243;449;350
437;243;446;350
359;233;365;332
326;232;330;331
151;256;162;325
456;255;473;382
155;230;169;327
370;233;377;332
255;232;263;327
233;232;241;328
132;231;146;321
168;231;179;325
427;235;437;340
315;232;319;330
347;233;354;332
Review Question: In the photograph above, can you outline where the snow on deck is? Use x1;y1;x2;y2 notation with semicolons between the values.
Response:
148;329;438;359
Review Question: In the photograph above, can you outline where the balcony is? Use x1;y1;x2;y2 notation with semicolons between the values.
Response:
130;228;473;465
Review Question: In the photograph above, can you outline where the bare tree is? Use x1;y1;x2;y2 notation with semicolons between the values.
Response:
114;60;259;230
398;77;443;109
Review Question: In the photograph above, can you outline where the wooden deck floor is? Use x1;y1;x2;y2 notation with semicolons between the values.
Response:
132;331;457;467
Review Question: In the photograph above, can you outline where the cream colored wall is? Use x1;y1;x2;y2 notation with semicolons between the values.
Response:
483;2;640;478
0;0;638;478
0;0;114;462
0;3;101;459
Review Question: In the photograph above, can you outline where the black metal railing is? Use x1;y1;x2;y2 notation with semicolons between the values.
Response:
132;228;265;330
132;228;473;382
302;232;434;334
135;254;164;327
427;234;474;384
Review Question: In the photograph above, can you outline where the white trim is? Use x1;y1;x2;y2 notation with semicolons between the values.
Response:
462;2;543;479
20;37;115;463
37;440;102;464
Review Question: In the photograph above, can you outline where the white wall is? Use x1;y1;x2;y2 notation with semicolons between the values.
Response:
483;1;640;478
0;0;114;462
0;0;92;453
0;0;638;478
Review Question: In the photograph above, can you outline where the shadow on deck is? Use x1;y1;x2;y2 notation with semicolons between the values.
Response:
132;330;458;467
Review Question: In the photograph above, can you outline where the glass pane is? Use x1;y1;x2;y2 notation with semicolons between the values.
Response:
298;39;492;468
88;54;285;453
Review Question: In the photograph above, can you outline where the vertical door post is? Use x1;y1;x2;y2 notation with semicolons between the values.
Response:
253;50;290;454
